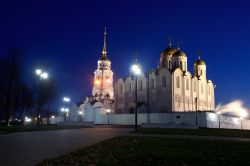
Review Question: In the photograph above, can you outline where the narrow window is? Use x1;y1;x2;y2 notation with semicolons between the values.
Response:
162;76;167;87
186;79;189;90
140;80;143;91
150;78;154;89
120;85;122;93
129;82;132;92
176;76;180;88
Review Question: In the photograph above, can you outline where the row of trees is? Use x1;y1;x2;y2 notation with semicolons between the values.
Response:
0;49;59;125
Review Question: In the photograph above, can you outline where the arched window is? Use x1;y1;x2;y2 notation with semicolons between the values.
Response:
129;82;132;92
162;76;167;87
186;79;189;90
180;61;183;69
176;76;180;88
140;80;143;90
120;84;123;93
168;60;171;69
150;78;155;89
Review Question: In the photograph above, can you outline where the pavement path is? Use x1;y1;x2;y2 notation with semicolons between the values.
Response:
0;127;132;166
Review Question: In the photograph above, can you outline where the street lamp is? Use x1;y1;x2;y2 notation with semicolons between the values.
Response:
130;62;142;132
217;111;221;128
35;68;49;127
63;97;70;102
106;109;111;125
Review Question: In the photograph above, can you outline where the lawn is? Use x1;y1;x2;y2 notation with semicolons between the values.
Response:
38;136;250;166
0;125;91;134
138;127;250;138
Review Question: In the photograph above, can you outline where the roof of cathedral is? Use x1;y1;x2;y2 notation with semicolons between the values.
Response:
161;42;177;57
194;56;206;66
172;49;187;57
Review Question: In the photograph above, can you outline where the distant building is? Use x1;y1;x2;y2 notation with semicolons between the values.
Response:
115;42;215;113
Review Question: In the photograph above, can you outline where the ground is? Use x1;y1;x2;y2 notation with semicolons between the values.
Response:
0;126;131;166
39;136;250;166
3;126;250;166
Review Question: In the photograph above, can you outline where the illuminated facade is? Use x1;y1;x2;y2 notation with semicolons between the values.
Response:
115;41;215;113
92;29;114;100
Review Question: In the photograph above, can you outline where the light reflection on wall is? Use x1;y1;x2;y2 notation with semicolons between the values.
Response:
216;100;249;118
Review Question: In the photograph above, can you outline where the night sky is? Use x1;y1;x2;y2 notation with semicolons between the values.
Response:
1;0;250;107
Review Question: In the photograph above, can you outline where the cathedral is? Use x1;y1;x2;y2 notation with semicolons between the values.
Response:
115;42;215;113
80;30;215;120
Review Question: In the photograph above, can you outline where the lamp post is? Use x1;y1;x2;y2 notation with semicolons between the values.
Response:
35;69;49;127
130;62;142;132
106;109;111;125
62;97;70;122
195;97;198;126
217;111;221;128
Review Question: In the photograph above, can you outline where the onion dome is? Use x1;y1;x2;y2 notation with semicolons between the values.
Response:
161;47;177;57
172;50;187;57
194;56;206;66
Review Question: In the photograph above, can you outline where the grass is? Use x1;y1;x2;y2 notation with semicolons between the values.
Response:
138;127;250;138
38;136;250;166
0;125;91;134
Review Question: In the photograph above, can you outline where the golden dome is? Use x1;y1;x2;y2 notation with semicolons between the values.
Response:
161;47;177;57
172;50;187;57
194;57;206;66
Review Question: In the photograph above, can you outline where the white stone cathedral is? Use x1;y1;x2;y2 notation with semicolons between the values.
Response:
114;42;215;113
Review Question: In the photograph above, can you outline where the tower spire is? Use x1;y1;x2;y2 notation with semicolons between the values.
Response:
102;27;107;59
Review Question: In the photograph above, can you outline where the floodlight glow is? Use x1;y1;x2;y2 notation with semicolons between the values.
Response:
63;97;70;102
106;79;111;83
61;107;65;112
25;117;31;122
95;79;100;85
239;111;248;118
131;64;141;75
78;111;83;115
36;69;42;75
106;109;111;113
51;115;55;118
41;72;48;79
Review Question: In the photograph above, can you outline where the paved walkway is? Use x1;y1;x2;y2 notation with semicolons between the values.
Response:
0;127;132;166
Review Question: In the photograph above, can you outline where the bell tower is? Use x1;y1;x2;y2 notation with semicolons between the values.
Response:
92;28;114;100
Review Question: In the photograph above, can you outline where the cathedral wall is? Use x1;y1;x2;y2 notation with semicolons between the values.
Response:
155;69;172;112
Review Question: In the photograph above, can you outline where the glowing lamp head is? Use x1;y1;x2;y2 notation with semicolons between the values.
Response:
51;115;55;118
78;111;83;115
41;72;48;79
36;69;42;75
106;109;111;113
63;97;70;102
131;64;141;75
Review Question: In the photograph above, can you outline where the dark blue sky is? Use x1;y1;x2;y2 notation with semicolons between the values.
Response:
1;0;250;107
